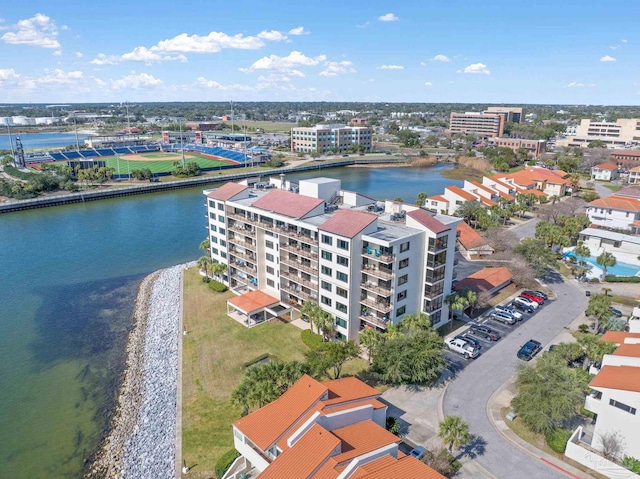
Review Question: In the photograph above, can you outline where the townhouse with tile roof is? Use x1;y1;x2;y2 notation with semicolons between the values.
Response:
227;374;446;479
591;163;620;182
586;195;640;232
204;176;461;340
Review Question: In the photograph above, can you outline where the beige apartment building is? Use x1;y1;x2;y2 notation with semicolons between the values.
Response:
290;125;372;153
449;112;505;137
557;118;640;148
485;106;525;123
489;137;546;158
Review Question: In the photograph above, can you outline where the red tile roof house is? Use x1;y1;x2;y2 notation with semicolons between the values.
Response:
591;162;620;182
227;375;445;479
453;267;512;296
490;167;570;198
456;222;494;260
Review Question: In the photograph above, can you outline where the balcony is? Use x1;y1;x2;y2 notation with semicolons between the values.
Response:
232;261;257;275
361;281;392;296
423;284;444;299
281;283;317;302
280;242;319;260
229;234;256;250
360;297;392;313
228;222;256;237
229;249;256;264
584;391;602;415
228;212;253;223
363;265;394;281
280;229;318;246
281;270;317;290
360;313;388;330
362;247;395;264
281;257;318;274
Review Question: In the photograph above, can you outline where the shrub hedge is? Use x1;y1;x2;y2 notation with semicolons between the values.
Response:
301;330;323;350
605;275;640;283
545;427;572;454
208;280;228;292
622;456;640;474
215;449;240;478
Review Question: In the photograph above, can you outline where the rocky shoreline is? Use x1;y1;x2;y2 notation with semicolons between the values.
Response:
86;263;189;478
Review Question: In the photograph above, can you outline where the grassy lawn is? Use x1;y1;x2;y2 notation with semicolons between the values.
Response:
603;184;622;192
181;268;366;477
440;165;484;182
610;295;639;307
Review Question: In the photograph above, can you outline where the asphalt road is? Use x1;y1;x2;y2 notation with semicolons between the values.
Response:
510;217;540;240
443;272;588;479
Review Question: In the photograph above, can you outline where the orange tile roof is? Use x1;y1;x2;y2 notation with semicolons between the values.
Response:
487;177;518;194
406;209;450;234
320;209;377;238
233;374;327;450
630;166;640;172
427;195;448;203
526;189;549;197
594;163;618;170
590;365;640;393
331;420;401;465
206;182;248;201
258;424;340;479
446;185;479;202
454;267;512;293
496;168;570;189
456;221;490;250
227;290;280;314
601;331;640;344
470;180;499;196
612;150;640;158
323;376;381;405
479;196;496;206
589;195;640;212
352;455;447;479
613;344;640;358
252;189;325;218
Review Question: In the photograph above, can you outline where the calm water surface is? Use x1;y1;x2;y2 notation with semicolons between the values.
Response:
0;164;461;478
0;132;92;150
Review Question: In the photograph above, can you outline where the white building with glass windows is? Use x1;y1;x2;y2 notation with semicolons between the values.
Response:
204;177;460;340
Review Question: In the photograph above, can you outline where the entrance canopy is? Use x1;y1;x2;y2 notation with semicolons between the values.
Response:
227;290;281;315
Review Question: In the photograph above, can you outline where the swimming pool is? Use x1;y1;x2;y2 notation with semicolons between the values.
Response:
564;252;640;277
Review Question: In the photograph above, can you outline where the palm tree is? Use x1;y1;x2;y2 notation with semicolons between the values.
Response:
438;416;471;452
197;255;213;279
569;173;580;196
445;293;469;320
314;310;334;342
199;238;210;254
597;252;617;281
415;192;428;206
300;300;320;334
400;312;432;332
601;287;612;297
211;262;227;281
459;288;478;317
359;327;381;364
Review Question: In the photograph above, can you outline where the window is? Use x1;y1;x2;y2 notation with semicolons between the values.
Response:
336;255;349;267
217;202;224;210
267;279;275;288
609;399;637;415
425;266;445;283
423;296;443;313
396;306;406;317
399;258;409;269
209;200;215;208
266;266;275;275
266;240;274;249
398;274;408;286
336;317;347;328
336;287;348;298
211;236;218;244
220;239;226;247
400;242;410;253
210;224;217;232
336;302;348;314
337;239;349;250
430;310;441;325
321;250;333;261
321;266;332;276
221;251;227;259
212;247;219;255
321;296;332;307
397;290;407;301
321;281;332;291
266;253;274;262
321;234;332;245
219;228;226;235
336;271;348;282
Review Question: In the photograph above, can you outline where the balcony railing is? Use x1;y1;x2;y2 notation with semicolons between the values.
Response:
281;283;317;301
280;242;319;260
279;229;318;245
362;248;395;263
228;235;256;250
228;212;254;223
361;281;392;296
362;266;393;281
229;222;256;236
360;314;388;330
229;249;256;264
281;271;317;290
360;297;392;313
281;257;318;274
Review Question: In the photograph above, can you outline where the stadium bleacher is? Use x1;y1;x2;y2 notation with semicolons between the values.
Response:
64;151;82;159
113;147;130;155
95;148;116;156
49;152;67;160
82;150;99;158
191;145;249;163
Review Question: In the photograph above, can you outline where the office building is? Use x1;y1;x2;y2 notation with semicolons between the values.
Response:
449;112;504;137
557;118;640;148
489;137;546;158
290;125;372;153
204;177;460;339
484;106;525;123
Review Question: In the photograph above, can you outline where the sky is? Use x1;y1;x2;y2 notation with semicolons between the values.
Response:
0;0;639;104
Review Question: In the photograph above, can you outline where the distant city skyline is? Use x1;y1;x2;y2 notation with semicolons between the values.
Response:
0;0;639;104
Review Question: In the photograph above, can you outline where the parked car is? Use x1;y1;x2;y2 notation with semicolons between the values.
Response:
514;296;539;310
521;292;545;304
510;301;534;314
445;337;480;359
457;334;482;350
490;310;517;325
495;304;523;321
609;306;623;317
469;324;501;341
517;339;542;361
409;446;426;459
533;290;549;300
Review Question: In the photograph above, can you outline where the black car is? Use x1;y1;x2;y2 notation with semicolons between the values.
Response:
517;339;542;361
469;324;501;341
511;301;534;314
533;290;549;300
456;334;482;350
609;306;623;317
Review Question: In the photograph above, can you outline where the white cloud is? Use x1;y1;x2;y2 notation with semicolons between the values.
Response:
75;51;83;58
424;81;433;86
600;55;616;62
319;60;355;77
621;39;628;43
256;30;288;42
378;13;399;22
90;53;119;65
420;61;426;67
196;76;254;91
461;62;490;74
241;51;326;73
432;54;451;62
1;13;60;48
91;46;187;65
356;21;370;28
378;64;404;70
61;25;69;31
110;72;163;90
154;31;267;53
53;50;62;56
567;82;585;87
610;45;619;50
288;26;309;35
0;68;20;81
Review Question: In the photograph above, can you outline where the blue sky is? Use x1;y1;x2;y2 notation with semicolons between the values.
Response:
0;0;639;104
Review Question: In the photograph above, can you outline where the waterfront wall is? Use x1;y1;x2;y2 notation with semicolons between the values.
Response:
0;158;409;214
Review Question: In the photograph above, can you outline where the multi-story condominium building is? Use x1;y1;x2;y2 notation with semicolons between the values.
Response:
484;106;525;123
586;195;640;232
204;177;460;339
611;149;640;163
449;112;504;137
557;118;640;149
591;162;619;181
488;137;546;158
231;374;446;478
290;125;372;154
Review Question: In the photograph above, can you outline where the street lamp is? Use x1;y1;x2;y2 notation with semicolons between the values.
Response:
4;119;15;159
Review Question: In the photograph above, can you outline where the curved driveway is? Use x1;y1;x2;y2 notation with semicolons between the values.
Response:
443;274;588;479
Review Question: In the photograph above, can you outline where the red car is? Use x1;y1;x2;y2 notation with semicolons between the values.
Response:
520;292;544;304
